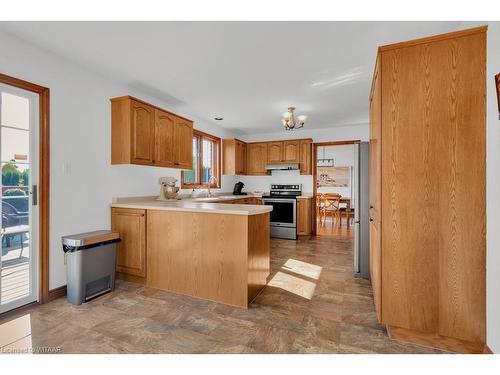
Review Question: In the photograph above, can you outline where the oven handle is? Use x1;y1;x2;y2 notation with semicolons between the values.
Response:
262;198;297;203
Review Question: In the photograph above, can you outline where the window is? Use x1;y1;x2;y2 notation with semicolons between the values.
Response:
181;130;221;188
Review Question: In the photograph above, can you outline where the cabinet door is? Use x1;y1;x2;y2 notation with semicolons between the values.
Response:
173;118;193;169
235;140;246;175
369;220;382;322
369;58;382;223
241;143;247;175
131;101;154;164
267;142;283;163
299;140;312;175
283;140;300;163
111;208;146;277
247;143;268;175
154;109;175;167
297;199;312;235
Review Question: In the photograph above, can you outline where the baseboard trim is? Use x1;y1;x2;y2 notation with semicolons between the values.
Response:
483;345;494;354
116;272;146;285
47;285;67;301
387;325;485;354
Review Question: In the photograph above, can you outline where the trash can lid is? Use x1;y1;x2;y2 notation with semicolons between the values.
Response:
62;230;120;247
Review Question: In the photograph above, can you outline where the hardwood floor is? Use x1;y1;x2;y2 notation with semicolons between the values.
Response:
0;236;445;354
316;217;354;238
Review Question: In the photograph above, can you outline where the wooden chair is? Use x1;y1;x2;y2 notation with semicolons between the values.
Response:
322;193;342;228
316;193;326;226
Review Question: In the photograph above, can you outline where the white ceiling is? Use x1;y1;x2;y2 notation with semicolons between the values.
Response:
0;21;465;134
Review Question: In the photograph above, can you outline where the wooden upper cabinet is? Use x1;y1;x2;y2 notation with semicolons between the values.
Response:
154;109;175;167
131;101;155;164
111;208;147;278
223;139;247;175
236;140;247;175
299;140;312;175
247;142;268;175
224;137;311;175
267;142;283;163
173;118;193;169
111;96;193;169
283;140;300;163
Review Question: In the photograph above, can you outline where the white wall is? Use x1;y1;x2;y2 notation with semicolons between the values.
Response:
240;123;369;143
486;22;500;353
317;144;355;197
235;124;368;194
0;31;239;289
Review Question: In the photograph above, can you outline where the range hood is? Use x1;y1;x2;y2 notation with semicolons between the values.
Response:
265;163;300;171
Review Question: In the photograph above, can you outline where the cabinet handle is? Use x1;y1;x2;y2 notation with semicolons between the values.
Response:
370;205;374;209
369;218;374;222
174;162;179;165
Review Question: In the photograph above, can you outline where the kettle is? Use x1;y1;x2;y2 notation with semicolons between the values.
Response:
233;181;246;195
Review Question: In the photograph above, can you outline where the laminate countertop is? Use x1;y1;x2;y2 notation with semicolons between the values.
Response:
110;195;272;216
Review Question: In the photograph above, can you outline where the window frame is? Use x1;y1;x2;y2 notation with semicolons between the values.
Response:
181;129;221;189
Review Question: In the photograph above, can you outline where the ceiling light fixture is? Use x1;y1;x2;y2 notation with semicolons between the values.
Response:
281;107;307;130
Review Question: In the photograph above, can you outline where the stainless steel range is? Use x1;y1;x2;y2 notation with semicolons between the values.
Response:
262;184;301;240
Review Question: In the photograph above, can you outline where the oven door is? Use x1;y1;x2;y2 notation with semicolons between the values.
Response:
263;198;296;227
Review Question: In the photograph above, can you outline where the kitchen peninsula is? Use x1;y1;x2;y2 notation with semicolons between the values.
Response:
110;196;272;308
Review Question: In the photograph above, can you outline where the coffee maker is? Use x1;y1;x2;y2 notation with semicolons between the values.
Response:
232;181;247;195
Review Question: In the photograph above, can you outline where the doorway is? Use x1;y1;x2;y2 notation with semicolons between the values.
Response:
0;73;50;314
314;142;358;238
313;140;370;278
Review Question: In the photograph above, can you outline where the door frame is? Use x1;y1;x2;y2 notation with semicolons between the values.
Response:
0;73;50;304
312;140;360;236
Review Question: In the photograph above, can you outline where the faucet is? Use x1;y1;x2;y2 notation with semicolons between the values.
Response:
206;176;218;197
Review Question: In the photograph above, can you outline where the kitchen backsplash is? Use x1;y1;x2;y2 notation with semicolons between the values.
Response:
234;170;313;194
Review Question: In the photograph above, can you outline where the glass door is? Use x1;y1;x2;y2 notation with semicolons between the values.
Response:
0;83;39;314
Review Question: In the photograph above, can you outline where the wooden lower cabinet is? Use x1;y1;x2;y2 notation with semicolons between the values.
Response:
297;198;313;237
111;208;147;278
223;197;262;205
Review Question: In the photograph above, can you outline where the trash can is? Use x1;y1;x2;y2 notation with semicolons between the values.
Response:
62;230;121;305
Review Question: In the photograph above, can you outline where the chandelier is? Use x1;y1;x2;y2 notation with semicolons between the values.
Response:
281;107;307;130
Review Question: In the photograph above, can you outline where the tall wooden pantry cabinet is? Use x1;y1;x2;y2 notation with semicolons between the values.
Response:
369;26;487;353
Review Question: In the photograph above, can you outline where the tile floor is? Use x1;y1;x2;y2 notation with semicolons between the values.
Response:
0;235;445;354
